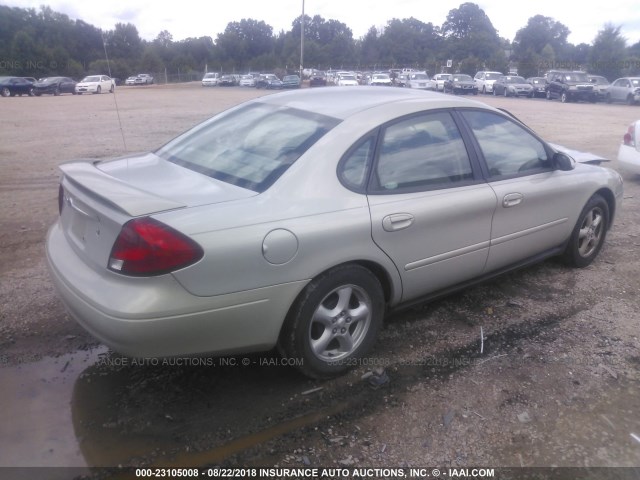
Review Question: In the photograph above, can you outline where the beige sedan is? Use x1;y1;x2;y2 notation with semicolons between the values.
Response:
46;87;623;378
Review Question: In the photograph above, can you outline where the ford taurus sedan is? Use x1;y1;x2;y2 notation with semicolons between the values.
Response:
492;76;533;97
46;88;623;378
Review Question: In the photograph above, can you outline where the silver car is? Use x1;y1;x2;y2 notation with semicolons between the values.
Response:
606;77;640;105
46;88;623;378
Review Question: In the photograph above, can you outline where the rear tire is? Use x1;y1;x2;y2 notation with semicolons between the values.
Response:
278;264;384;379
1;87;11;97
561;92;569;103
562;194;609;268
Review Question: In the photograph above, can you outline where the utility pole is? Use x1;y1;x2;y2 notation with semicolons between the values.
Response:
300;0;305;81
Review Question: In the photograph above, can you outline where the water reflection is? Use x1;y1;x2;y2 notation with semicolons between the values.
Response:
1;346;346;472
70;351;323;467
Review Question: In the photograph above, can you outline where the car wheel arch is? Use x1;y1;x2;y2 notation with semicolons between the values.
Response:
276;261;392;378
295;260;397;311
593;187;617;230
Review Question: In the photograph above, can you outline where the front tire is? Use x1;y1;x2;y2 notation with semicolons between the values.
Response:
562;194;609;268
279;264;384;379
560;92;569;103
546;90;552;100
95;86;101;94
1;87;10;97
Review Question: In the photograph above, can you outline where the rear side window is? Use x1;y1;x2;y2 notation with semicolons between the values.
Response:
461;110;550;178
339;135;376;192
372;111;473;192
156;103;340;192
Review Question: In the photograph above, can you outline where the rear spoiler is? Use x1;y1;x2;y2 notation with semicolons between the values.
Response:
60;160;186;217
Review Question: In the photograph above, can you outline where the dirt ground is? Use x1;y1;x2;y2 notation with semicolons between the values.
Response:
0;83;639;474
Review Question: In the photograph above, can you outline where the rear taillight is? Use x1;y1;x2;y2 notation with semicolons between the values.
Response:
108;217;204;276
623;124;635;147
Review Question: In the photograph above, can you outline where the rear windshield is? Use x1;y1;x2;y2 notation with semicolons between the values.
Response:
156;102;340;192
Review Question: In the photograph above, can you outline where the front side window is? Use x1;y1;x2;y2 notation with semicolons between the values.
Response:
461;110;550;178
156;103;340;192
373;112;473;192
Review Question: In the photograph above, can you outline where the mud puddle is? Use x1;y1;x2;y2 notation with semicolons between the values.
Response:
0;347;106;471
0;346;340;471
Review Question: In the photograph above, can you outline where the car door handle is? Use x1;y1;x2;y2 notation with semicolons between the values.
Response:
382;213;414;232
502;193;524;208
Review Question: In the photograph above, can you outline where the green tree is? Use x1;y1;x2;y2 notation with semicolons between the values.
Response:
441;3;502;66
514;15;570;60
106;23;143;61
216;19;274;69
588;24;627;80
377;18;439;69
11;30;45;76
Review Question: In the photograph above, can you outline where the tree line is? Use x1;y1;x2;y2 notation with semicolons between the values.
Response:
1;3;639;82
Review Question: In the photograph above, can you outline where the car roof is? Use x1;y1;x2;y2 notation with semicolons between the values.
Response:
253;86;490;120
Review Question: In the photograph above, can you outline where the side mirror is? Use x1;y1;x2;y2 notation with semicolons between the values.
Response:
553;151;576;171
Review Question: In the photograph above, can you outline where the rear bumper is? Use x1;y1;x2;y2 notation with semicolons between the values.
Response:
618;144;640;175
46;221;307;358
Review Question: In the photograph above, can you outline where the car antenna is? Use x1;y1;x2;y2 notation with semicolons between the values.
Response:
102;33;127;151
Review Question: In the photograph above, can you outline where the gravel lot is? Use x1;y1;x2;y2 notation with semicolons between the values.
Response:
0;83;639;472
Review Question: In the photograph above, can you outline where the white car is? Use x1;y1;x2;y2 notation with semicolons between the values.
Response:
474;71;503;94
75;75;115;94
134;74;153;85
337;74;358;87
431;74;452;92
369;73;392;86
125;76;137;86
201;73;219;87
618;120;640;174
239;75;256;87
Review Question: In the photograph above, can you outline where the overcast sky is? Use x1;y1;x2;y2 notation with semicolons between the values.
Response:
5;0;640;46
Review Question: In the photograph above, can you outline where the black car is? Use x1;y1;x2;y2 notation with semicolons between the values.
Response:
219;75;237;86
527;77;547;98
309;71;327;87
545;71;597;103
0;76;34;97
443;74;478;95
33;77;77;96
255;74;283;89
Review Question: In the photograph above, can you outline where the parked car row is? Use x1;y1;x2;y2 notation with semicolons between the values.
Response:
309;68;640;106
201;72;302;89
0;75;117;97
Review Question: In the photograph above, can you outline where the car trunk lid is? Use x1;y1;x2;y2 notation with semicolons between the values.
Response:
58;153;256;271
